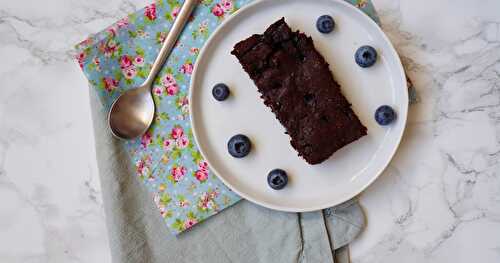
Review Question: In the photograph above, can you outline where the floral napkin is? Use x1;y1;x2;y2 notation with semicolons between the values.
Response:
76;0;384;235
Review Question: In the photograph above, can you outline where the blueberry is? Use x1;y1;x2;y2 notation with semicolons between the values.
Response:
227;135;251;158
355;46;378;68
375;105;397;126
212;83;230;101
267;169;288;190
316;15;335;34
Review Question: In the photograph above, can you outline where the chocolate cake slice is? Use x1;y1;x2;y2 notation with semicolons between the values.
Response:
231;18;367;165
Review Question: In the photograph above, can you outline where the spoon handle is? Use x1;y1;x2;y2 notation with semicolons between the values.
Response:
144;0;197;87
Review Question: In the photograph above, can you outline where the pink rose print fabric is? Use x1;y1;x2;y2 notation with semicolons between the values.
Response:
75;0;381;234
145;3;157;21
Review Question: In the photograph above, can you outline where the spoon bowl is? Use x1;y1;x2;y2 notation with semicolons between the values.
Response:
108;85;155;140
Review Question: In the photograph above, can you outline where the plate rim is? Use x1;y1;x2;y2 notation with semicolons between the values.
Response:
189;0;408;212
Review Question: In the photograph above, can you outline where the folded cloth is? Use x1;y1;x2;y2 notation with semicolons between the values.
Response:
77;0;386;236
90;88;335;262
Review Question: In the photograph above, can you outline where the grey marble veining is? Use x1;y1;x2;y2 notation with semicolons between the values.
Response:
0;0;148;262
352;0;500;262
0;0;499;262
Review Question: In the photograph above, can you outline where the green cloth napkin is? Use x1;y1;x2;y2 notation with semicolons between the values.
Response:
76;0;383;235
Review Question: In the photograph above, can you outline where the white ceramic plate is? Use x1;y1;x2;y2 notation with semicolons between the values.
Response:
189;0;407;212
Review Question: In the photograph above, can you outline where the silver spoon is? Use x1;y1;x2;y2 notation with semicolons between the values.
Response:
108;0;197;140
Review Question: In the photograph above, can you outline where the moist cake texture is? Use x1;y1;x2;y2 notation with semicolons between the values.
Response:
231;18;367;165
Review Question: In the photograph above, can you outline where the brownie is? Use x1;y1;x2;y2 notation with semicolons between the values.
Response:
231;18;367;165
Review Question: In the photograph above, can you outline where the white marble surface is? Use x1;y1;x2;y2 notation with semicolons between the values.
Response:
0;0;498;262
0;0;149;262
